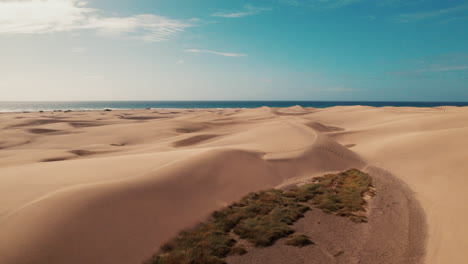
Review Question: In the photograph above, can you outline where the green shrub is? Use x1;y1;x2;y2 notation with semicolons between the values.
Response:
234;216;294;247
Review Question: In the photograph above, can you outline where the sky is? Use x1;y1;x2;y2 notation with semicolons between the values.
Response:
0;0;467;101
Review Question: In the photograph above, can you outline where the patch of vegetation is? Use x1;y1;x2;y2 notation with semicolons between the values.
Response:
229;244;247;255
215;189;309;247
285;233;314;247
145;223;234;264
144;169;372;264
287;168;372;222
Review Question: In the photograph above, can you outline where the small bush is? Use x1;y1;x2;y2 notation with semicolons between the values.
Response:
234;216;293;247
279;169;371;222
229;244;247;255
285;233;314;247
149;223;235;264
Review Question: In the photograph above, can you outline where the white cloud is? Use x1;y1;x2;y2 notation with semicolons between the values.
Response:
184;49;247;57
0;0;193;41
212;4;272;18
279;0;364;9
176;59;185;64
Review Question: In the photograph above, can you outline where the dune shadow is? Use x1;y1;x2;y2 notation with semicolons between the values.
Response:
173;134;219;147
40;156;73;162
122;116;171;120
69;150;96;156
306;122;345;132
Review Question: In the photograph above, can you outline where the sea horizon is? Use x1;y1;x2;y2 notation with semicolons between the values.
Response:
1;100;468;112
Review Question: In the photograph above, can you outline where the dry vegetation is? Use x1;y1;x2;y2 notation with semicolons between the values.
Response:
145;169;372;264
285;233;314;247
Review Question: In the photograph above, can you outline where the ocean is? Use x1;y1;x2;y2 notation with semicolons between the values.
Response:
1;101;467;112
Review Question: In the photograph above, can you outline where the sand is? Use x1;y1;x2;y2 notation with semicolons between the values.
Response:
0;106;467;263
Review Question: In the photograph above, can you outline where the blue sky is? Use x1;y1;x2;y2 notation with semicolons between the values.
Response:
1;0;467;101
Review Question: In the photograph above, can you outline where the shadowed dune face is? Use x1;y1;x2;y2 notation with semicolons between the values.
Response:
306;121;345;132
173;134;220;147
7;119;66;127
28;128;61;134
121;116;170;120
0;106;466;264
41;156;73;162
69;150;95;156
174;122;211;133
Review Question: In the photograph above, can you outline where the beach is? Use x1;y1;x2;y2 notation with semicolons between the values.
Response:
0;105;467;263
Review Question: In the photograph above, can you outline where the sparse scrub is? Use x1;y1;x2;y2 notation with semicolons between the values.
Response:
288;168;372;222
233;215;294;246
146;223;235;264
285;233;314;247
229;244;247;255
145;169;372;264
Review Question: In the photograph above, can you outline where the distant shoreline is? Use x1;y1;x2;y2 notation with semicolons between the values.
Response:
1;100;468;113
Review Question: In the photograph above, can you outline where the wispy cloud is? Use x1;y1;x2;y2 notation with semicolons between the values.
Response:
278;0;364;9
0;0;194;42
377;0;426;7
212;4;273;18
184;49;247;57
395;3;468;23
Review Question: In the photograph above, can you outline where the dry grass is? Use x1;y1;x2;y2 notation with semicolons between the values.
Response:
285;233;314;247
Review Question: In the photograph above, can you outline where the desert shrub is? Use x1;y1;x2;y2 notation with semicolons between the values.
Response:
234;216;293;247
308;169;372;221
229;244;247;255
285;233;314;247
149;223;235;264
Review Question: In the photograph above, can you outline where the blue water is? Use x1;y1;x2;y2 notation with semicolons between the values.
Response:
1;101;467;112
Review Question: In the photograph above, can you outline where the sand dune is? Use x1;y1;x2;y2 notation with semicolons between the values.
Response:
0;106;467;263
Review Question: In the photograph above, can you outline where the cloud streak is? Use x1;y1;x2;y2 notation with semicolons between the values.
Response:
279;0;364;9
212;4;272;18
184;49;247;57
0;0;194;41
